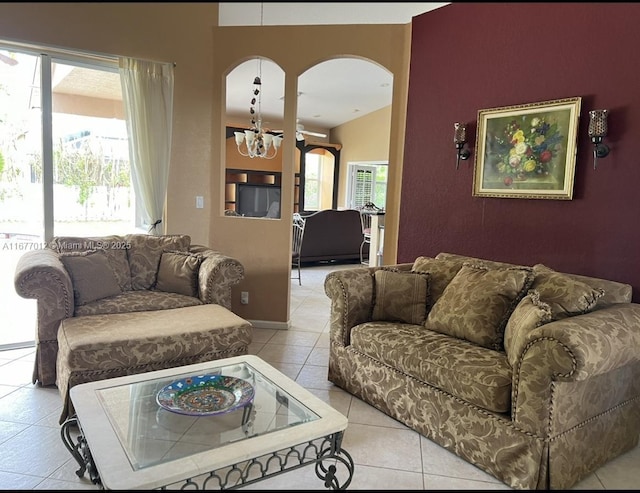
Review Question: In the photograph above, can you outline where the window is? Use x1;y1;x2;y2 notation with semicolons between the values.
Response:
347;162;388;209
303;153;321;211
300;147;337;212
0;42;138;349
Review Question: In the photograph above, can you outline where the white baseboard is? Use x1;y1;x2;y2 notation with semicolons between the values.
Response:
247;319;289;330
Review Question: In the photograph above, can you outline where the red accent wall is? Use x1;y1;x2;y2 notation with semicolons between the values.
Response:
400;3;640;301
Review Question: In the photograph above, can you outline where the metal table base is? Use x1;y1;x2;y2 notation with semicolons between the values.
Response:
61;415;355;490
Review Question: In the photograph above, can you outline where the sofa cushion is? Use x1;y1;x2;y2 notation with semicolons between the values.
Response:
53;235;132;291
58;305;252;374
56;304;253;423
125;234;191;290
372;269;429;325
411;256;465;307
503;290;553;368
60;250;122;306
350;322;512;413
532;264;605;319
155;251;203;297
425;263;534;351
73;290;203;317
435;252;530;271
564;272;631;307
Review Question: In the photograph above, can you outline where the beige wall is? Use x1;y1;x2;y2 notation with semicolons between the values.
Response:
225;136;283;173
0;2;218;247
0;4;410;326
213;24;409;325
332;105;392;207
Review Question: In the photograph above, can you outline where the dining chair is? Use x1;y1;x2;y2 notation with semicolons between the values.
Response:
358;202;382;265
292;213;306;285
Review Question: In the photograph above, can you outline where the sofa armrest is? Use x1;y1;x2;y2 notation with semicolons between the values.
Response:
190;245;244;309
324;265;411;347
325;262;414;346
512;303;640;435
14;248;74;339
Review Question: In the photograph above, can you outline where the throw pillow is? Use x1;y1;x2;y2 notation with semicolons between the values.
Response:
372;269;430;325
424;263;535;351
60;249;122;306
125;234;191;290
532;264;605;320
435;252;530;271
155;250;203;297
53;235;132;291
503;290;553;368
411;256;464;307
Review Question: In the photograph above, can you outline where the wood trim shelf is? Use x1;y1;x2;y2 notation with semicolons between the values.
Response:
224;126;340;215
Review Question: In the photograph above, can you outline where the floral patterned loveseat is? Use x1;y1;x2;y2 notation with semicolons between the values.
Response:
325;252;640;490
14;234;250;391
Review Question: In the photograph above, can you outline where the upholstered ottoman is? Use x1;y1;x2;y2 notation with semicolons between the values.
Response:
56;304;253;423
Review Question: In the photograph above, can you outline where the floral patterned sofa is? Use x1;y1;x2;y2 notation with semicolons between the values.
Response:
14;233;251;420
324;252;640;490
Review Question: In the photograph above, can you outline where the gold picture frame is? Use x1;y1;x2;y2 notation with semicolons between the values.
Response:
472;97;581;200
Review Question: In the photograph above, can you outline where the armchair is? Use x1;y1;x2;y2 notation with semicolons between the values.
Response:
14;234;246;387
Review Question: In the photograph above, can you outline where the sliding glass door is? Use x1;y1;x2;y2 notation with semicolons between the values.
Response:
50;59;133;237
0;45;134;349
0;49;42;349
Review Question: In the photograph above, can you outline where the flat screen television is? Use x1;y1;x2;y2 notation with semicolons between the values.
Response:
236;184;281;218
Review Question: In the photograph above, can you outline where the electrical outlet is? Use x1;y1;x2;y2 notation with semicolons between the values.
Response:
196;196;204;209
240;291;249;305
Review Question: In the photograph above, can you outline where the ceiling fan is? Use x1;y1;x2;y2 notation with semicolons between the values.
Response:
272;119;327;141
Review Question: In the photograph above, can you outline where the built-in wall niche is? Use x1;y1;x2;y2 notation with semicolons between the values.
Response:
224;126;286;218
224;126;340;216
225;169;282;218
225;57;285;219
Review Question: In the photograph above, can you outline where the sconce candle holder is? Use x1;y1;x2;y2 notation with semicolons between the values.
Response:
588;109;610;170
454;122;471;170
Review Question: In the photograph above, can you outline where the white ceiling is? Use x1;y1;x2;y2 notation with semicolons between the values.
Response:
221;2;448;132
218;3;447;26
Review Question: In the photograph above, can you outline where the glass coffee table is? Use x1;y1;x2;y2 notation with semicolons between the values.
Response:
60;354;354;490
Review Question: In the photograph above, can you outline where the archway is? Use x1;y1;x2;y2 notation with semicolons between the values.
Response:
224;57;285;219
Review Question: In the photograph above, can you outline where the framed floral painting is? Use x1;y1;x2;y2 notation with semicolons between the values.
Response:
472;97;581;200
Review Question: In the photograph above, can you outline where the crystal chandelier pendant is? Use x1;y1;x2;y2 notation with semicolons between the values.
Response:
234;64;281;159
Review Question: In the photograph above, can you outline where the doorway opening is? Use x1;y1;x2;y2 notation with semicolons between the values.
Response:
0;44;136;349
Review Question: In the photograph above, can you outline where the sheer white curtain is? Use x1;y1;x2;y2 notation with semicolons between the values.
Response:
119;57;174;234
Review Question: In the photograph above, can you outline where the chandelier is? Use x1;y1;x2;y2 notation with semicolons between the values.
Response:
233;3;282;159
233;70;282;159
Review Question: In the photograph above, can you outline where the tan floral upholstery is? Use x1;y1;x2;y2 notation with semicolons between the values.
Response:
74;290;203;317
411;256;464;307
53;235;133;291
503;290;553;368
437;252;632;308
424;263;534;350
14;234;246;387
532;263;604;319
372;269;429;324
59;249;122;305
435;252;530;270
325;253;640;490
350;321;511;412
56;304;253;422
155;250;203;297
125;234;191;290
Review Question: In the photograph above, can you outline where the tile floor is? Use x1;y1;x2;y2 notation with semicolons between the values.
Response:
0;262;639;490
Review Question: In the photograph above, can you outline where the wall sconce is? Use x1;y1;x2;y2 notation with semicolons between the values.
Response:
588;109;610;170
454;122;471;170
